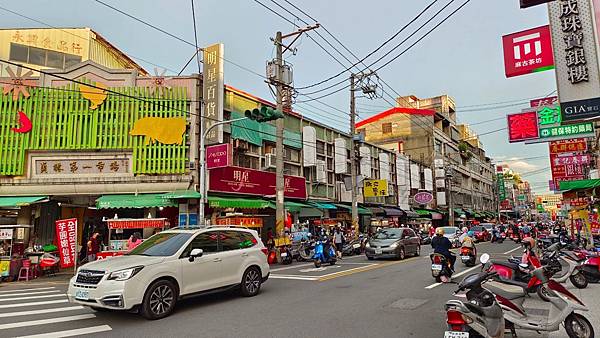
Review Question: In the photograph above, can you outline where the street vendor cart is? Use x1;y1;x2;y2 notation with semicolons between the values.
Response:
98;218;170;259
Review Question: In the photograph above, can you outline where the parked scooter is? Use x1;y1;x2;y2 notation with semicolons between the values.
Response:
579;252;600;283
279;244;293;265
482;255;595;338
460;246;476;267
297;239;314;262
543;243;588;289
312;239;336;268
342;236;363;256
430;253;453;283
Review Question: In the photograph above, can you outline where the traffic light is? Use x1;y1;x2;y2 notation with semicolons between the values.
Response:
244;106;284;122
519;0;553;9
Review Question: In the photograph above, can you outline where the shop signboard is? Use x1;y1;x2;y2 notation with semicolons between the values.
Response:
548;0;600;122
552;154;590;166
363;179;388;197
0;228;13;240
203;43;225;144
549;138;588;189
502;25;555;78
209;166;307;199
31;155;132;178
496;166;506;200
206;143;231;169
530;96;558;107
507;111;539;142
414;191;434;205
55;218;77;268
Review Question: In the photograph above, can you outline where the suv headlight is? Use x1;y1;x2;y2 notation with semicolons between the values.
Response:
107;266;144;281
389;242;398;249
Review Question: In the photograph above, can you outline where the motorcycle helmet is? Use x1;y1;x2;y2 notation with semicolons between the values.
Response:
462;227;468;233
522;237;535;249
436;227;445;236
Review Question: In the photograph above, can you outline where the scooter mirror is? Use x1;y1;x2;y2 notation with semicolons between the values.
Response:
480;253;490;264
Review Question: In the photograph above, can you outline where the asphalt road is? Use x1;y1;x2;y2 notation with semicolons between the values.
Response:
0;240;597;338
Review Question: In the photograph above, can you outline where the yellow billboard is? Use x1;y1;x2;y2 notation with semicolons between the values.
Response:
364;179;388;197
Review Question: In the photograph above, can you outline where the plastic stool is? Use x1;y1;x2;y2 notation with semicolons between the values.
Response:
17;259;32;281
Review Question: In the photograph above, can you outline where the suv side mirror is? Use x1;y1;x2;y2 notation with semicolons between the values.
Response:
189;248;203;262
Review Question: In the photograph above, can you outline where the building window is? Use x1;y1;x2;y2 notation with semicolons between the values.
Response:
316;141;325;155
9;43;82;69
382;122;392;134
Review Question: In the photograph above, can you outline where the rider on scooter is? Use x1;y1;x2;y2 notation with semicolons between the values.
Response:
459;227;476;256
432;227;456;271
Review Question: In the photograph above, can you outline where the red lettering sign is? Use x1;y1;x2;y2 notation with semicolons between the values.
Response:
530;96;558;108
507;111;539;142
55;218;77;268
209;166;307;199
502;25;554;78
206;143;231;169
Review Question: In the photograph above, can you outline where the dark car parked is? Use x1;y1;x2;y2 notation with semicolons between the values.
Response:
365;227;421;260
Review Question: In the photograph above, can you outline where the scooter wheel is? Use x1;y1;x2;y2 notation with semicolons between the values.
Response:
537;285;552;302
570;272;588;289
564;313;594;338
314;260;321;268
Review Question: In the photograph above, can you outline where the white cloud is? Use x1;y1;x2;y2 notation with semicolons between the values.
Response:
499;160;538;172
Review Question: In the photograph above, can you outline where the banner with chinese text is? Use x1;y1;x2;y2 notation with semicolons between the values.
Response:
55;218;77;268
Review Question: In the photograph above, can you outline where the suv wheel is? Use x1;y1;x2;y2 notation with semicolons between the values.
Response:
240;267;262;297
397;247;405;260
141;279;178;320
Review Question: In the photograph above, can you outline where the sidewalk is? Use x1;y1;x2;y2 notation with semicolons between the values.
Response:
0;272;73;288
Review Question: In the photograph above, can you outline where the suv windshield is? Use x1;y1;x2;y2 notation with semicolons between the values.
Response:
373;228;402;239
128;233;192;257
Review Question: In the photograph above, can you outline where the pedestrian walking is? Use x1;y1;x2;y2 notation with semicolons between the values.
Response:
127;232;142;251
333;227;344;258
87;231;100;262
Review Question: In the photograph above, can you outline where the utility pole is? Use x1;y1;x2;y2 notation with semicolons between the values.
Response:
272;24;319;238
446;166;454;227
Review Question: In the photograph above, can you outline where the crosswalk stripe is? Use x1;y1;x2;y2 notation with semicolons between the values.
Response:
0;313;95;330
0;294;65;302
0;291;61;298
14;324;112;338
0;306;84;318
0;299;68;309
0;287;55;294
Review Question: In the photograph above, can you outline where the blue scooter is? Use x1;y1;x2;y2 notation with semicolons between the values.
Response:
313;239;337;268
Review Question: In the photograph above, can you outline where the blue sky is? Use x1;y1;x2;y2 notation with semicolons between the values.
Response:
1;0;556;193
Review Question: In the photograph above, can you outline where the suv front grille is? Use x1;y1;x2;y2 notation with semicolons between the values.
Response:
76;269;105;285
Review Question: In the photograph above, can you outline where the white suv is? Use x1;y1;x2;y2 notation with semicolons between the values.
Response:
67;227;269;319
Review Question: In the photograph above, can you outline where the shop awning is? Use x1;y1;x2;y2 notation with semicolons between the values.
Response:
560;178;600;191
453;208;466;215
162;190;201;199
208;196;274;209
405;209;420;218
308;201;337;210
369;207;385;215
0;196;48;207
382;207;404;217
414;209;431;217
334;204;372;215
285;201;316;212
96;194;177;209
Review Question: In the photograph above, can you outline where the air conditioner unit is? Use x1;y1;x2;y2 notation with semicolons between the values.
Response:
233;139;248;151
265;153;276;169
315;160;327;183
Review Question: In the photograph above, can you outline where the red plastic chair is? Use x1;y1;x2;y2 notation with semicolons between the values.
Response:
17;259;32;281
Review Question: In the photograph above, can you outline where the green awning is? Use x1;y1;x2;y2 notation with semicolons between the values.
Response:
334;204;372;215
208;196;274;209
309;201;337;210
285;201;315;212
96;194;177;209
230;111;302;149
414;209;431;216
560;178;600;191
0;196;48;207
453;208;465;215
162;190;202;199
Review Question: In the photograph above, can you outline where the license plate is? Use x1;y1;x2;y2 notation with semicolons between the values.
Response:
375;249;383;255
444;331;469;338
462;256;471;260
280;252;288;257
432;264;442;271
353;244;360;249
75;289;89;301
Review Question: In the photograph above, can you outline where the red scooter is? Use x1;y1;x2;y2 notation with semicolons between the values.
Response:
577;250;600;283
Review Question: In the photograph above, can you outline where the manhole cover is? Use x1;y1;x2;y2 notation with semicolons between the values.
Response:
389;298;428;310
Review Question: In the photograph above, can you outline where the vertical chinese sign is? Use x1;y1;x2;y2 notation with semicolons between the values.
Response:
549;138;587;189
55;218;77;268
203;43;225;144
496;166;506;201
502;25;554;78
548;0;600;122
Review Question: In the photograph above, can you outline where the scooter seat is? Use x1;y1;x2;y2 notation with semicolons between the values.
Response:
484;280;526;300
490;260;520;271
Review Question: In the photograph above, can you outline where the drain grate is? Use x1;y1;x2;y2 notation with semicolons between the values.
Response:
389;298;428;310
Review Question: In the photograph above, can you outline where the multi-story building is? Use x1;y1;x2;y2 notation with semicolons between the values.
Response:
356;94;496;224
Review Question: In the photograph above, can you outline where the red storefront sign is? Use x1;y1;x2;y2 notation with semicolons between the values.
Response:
530;96;558;108
107;218;168;229
549;138;587;154
550;139;587;190
552;154;590;166
502;25;554;78
206;143;231;169
569;197;589;207
55;218;77;268
507;111;539;142
209;166;307;199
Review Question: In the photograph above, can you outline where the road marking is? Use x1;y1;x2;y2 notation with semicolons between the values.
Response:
15;324;112;338
269;275;319;281
0;306;84;318
270;263;313;272
318;257;420;281
0;299;68;309
425;265;482;289
0;290;61;298
0;287;55;294
503;247;521;255
0;294;65;302
0;313;95;330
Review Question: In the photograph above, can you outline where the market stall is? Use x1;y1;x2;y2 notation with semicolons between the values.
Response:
0;225;39;280
98;218;170;259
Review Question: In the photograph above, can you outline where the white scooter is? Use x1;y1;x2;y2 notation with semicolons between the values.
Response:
543;243;588;288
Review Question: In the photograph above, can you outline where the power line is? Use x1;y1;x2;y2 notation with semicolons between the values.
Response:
190;0;202;75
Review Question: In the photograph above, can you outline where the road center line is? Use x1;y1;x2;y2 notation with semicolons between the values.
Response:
503;246;521;255
425;265;481;289
15;324;112;338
